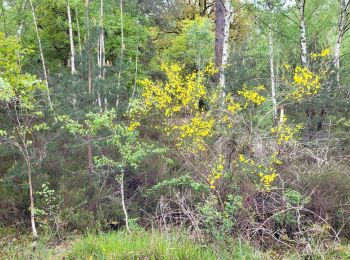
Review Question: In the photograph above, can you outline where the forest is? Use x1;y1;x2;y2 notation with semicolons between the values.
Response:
0;0;350;258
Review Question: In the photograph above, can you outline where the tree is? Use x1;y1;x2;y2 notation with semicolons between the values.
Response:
28;0;53;110
334;0;350;87
214;0;234;93
66;0;76;74
0;32;49;244
59;109;162;232
296;0;308;67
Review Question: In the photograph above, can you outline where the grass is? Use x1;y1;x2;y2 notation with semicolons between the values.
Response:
2;228;349;259
67;231;261;259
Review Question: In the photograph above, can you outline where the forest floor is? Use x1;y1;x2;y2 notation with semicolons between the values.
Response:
1;228;350;259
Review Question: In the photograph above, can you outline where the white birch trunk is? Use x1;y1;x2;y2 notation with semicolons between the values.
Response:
116;0;124;108
26;158;38;243
66;0;76;74
334;0;350;86
97;0;105;112
28;0;53;110
119;172;130;233
75;6;82;55
297;0;308;67
220;0;233;92
268;27;277;121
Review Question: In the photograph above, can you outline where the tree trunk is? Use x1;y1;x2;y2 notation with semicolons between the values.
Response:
215;0;225;84
97;0;105;112
127;18;140;112
119;171;130;233
26;158;38;242
85;0;92;94
28;0;53;110
220;0;233;92
268;27;277;121
334;0;350;87
75;6;82;56
87;135;94;173
66;0;76;74
296;0;308;67
116;0;124;108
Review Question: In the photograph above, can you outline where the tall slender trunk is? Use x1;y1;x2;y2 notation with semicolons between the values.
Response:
220;0;233;87
215;0;232;99
86;0;92;94
297;0;308;67
97;0;105;112
119;172;130;233
87;134;94;173
66;0;76;74
28;0;53;110
75;6;82;56
268;27;277;121
116;0;124;108
85;0;94;173
127;18;140;112
220;0;233;91
215;0;225;84
334;0;350;87
26;157;38;241
98;0;105;77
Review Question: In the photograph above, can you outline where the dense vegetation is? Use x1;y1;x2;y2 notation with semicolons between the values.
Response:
1;0;350;258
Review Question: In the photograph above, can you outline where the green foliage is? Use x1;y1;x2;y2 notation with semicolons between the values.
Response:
147;175;209;195
198;194;242;241
163;16;215;70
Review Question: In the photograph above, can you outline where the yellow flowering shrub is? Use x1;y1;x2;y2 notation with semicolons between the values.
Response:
208;155;225;189
237;85;266;108
129;62;216;153
310;48;330;60
271;116;303;145
290;66;321;99
236;115;302;191
284;50;329;101
236;153;279;191
128;62;268;189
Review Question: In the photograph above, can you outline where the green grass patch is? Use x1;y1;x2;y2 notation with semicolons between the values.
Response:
67;231;261;259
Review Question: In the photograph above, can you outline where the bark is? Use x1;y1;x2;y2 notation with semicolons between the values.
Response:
98;0;105;76
85;0;94;173
97;0;105;112
119;172;130;233
296;0;308;67
215;0;233;96
116;0;124;108
334;0;350;87
127;18;140;112
28;0;53;110
86;0;92;94
268;27;277;121
66;0;76;74
26;157;38;242
215;0;225;83
220;0;233;90
75;6;82;55
87;134;94;173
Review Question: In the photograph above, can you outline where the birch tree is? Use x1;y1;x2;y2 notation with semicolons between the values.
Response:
215;0;224;81
296;0;308;67
97;0;105;112
334;0;350;87
0;33;49;245
66;0;76;74
116;0;125;108
28;0;54;110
